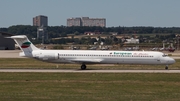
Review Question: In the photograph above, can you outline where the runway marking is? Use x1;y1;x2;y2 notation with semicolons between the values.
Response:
0;69;180;73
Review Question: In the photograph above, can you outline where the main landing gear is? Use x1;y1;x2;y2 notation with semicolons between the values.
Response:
165;65;168;70
81;64;86;70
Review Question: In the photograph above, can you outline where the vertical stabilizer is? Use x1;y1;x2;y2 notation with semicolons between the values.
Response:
10;35;40;57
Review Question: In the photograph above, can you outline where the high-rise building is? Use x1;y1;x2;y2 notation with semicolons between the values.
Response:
33;15;48;27
67;17;82;26
67;17;106;27
33;15;48;42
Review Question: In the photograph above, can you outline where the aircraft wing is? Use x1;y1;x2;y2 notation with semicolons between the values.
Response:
68;59;103;63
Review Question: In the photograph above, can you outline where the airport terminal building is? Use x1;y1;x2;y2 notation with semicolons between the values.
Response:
0;32;15;50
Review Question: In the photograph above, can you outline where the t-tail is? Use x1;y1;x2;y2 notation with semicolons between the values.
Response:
10;35;40;57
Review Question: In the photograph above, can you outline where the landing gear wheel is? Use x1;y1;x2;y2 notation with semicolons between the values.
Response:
165;65;168;70
81;64;86;70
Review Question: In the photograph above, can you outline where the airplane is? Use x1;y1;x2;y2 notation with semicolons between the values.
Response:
10;35;175;70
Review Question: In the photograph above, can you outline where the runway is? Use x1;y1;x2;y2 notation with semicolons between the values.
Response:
0;69;180;73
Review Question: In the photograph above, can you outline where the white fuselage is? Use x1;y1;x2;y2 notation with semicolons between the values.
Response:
22;50;175;65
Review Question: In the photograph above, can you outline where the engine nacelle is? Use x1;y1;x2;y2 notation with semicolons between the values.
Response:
34;52;58;61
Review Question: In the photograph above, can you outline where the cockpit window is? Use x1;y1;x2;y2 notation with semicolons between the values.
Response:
162;54;168;57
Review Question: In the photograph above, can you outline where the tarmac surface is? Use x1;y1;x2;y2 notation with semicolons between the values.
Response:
0;50;25;58
0;69;180;73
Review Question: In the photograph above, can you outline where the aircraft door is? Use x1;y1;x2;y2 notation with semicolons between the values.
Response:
155;54;163;64
157;56;160;62
55;53;59;60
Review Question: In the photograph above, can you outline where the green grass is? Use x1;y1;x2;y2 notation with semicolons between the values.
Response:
0;58;180;100
0;73;180;101
0;58;180;70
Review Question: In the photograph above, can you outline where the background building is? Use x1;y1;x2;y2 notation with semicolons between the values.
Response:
67;17;106;27
33;15;48;42
125;38;139;44
67;17;81;26
33;15;48;27
37;26;48;43
0;32;15;50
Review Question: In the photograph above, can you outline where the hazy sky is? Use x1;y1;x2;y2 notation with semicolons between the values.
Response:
0;0;180;28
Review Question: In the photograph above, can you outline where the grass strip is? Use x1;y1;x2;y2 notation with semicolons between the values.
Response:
0;73;180;101
0;58;180;69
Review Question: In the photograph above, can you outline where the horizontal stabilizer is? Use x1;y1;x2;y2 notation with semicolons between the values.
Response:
10;35;27;39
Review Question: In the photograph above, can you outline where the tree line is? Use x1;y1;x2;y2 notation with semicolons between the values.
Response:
1;25;180;38
0;25;179;45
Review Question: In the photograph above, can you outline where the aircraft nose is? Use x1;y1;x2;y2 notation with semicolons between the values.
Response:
169;58;176;64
